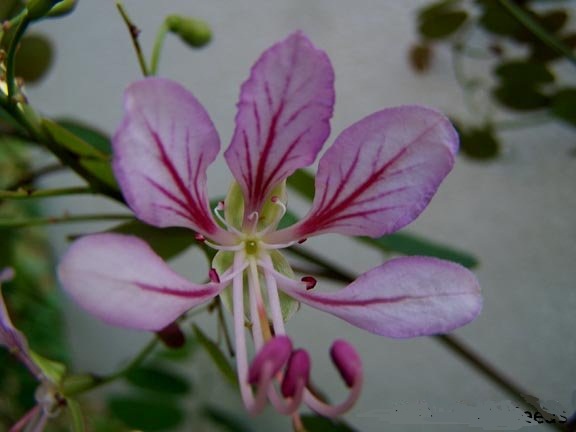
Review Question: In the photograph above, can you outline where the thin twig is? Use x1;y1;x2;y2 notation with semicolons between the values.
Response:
0;186;92;200
0;213;133;228
116;1;150;76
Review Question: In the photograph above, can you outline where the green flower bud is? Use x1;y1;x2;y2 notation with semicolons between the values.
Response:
46;0;77;18
26;0;64;20
165;15;212;48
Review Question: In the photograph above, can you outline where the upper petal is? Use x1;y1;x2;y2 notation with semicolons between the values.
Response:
271;106;457;242
276;256;481;338
113;78;231;244
58;233;222;331
224;31;335;216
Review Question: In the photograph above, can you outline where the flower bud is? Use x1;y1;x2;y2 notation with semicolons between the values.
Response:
46;0;77;18
157;322;186;349
248;336;292;384
281;349;311;398
26;0;64;20
330;340;362;388
166;15;212;48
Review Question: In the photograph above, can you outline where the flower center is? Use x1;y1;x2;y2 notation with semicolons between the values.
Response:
244;238;260;256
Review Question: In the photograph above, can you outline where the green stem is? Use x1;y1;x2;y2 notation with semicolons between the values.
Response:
5;11;30;107
5;163;66;190
287;244;563;428
0;213;133;228
494;113;553;131
150;21;169;75
498;0;576;67
116;1;150;76
0;186;92;200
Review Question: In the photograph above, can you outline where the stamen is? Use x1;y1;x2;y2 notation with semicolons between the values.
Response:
246;211;260;234
203;239;244;252
281;349;311;398
256;196;288;236
209;268;221;283
194;233;205;242
213;202;242;236
260;239;298;250
261;256;286;335
302;341;364;417
301;276;317;290
157;322;186;348
297;238;307;244
247;336;292;384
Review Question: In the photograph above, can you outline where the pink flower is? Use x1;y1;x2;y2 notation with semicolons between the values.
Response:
1;269;63;431
58;32;481;416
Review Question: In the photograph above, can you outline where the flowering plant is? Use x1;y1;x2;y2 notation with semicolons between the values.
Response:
58;31;481;419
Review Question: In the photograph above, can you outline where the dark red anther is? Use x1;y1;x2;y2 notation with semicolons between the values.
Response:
209;268;220;283
271;195;279;203
301;276;317;290
157;322;186;349
194;233;205;242
297;238;307;244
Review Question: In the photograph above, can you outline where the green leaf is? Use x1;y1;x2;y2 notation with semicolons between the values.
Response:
550;88;576;127
57;119;111;154
125;365;192;396
301;415;358;431
358;231;479;268
202;405;254;432
79;159;118;189
107;396;185;431
418;10;468;40
286;169;314;201
493;84;550;111
477;1;526;40
67;399;86;432
42;118;108;160
108;219;195;260
29;351;66;383
459;125;501;160
418;0;461;22
192;324;237;386
15;34;54;83
495;60;554;86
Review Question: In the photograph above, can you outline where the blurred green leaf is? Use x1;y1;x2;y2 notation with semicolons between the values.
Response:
286;169;314;201
531;32;576;62
158;334;198;361
107;396;184;431
30;351;66;383
42;119;107;160
493;84;550;111
125;365;191;396
418;10;468;40
108;219;195;260
495;60;554;86
78;159;118;189
459;126;500;160
550;87;576;127
301;415;358;431
57;119;111;154
477;0;526;40
67;399;86;432
202;405;254;432
359;231;479;268
418;0;461;21
539;9;568;34
14;34;53;84
193;325;236;386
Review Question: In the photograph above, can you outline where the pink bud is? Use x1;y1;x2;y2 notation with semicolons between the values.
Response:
330;340;362;388
248;336;292;384
208;268;220;283
301;276;317;290
156;322;185;348
281;349;311;398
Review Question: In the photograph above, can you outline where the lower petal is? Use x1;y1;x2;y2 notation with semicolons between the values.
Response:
58;233;221;331
276;256;481;338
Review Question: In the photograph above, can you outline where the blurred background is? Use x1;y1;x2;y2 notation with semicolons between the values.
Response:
1;0;575;431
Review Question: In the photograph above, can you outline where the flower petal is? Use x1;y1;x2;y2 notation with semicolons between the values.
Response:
224;31;334;215
113;78;231;243
272;106;457;241
58;233;221;331
1;269;43;378
276;257;481;338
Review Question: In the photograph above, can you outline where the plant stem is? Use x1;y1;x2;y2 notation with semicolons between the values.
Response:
499;0;576;67
5;163;66;190
116;1;150;76
0;186;92;200
150;21;169;75
4;10;29;107
287;244;564;428
0;213;133;228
